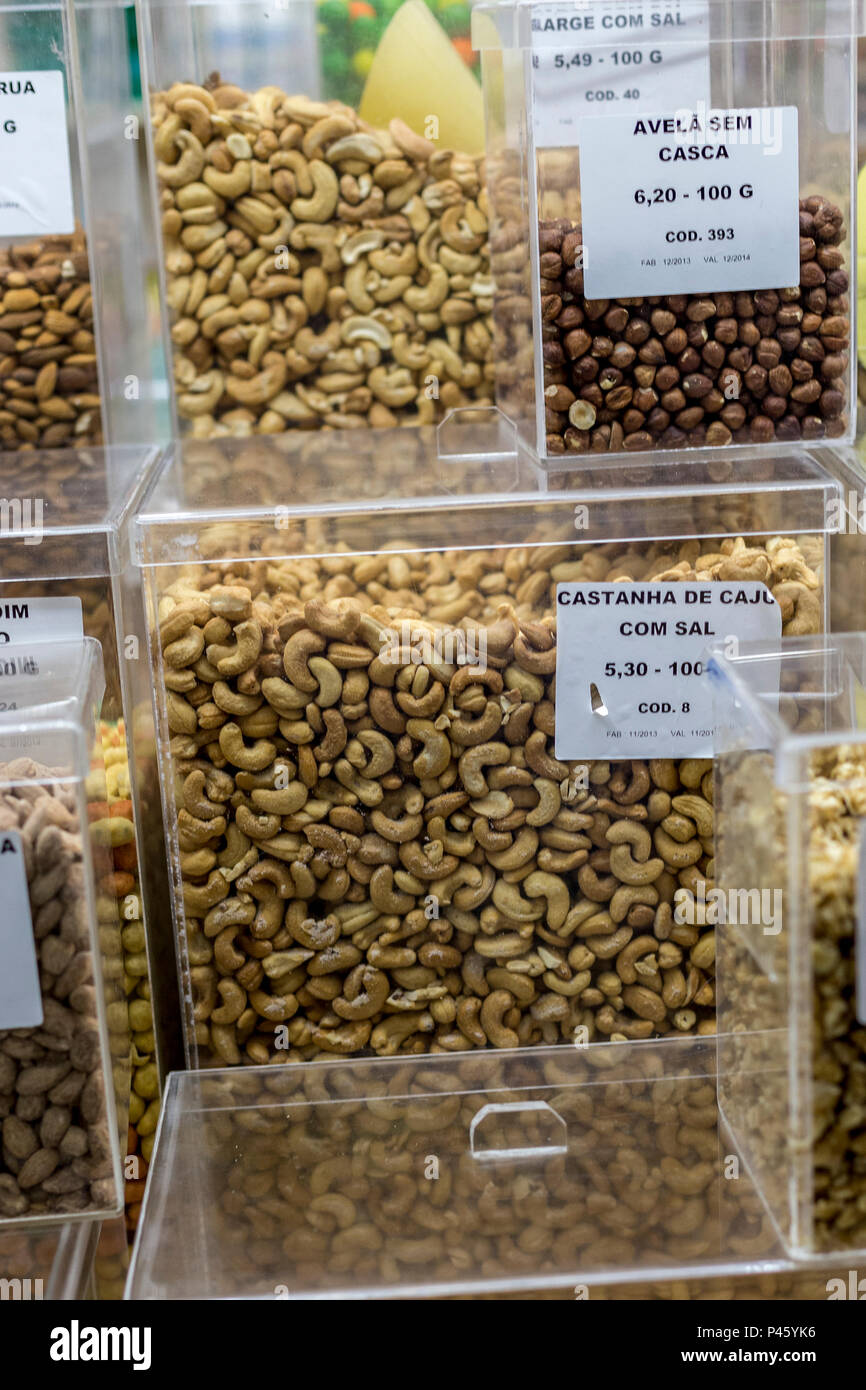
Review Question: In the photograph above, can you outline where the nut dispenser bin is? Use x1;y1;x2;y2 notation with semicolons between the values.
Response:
473;0;861;466
0;637;124;1226
711;633;866;1260
0;443;179;1096
136;0;493;441
0;0;159;450
134;431;840;1068
125;1042;854;1299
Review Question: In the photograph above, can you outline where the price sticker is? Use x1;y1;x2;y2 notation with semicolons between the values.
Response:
0;830;42;1030
580;105;801;298
0;71;75;237
554;582;781;759
530;0;710;148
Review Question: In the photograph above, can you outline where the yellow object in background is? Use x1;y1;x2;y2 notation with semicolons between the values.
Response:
359;0;485;154
353;46;376;78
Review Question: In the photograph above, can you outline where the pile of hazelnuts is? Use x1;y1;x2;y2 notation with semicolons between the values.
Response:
539;195;849;455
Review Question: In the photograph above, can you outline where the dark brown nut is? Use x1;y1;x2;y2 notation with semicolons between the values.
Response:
682;374;713;400
564;328;592;360
537;196;848;454
16;1147;59;1189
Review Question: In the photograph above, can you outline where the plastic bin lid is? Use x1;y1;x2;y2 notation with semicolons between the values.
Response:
708;632;866;764
133;431;839;569
126;1037;830;1300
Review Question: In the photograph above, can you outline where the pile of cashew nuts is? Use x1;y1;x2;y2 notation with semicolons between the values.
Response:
151;79;493;437
808;746;866;1252
154;529;823;1065
157;1048;781;1294
718;742;866;1255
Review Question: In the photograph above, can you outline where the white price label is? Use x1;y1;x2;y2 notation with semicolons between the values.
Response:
0;71;75;237
0;596;83;646
555;582;782;759
531;1;710;148
0;830;42;1030
580;105;800;299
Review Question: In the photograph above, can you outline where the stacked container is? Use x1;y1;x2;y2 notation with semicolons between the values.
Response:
0;0;160;449
0;638;124;1226
473;0;860;464
123;0;866;1301
712;632;866;1259
136;0;493;439
0;442;181;1248
132;431;842;1069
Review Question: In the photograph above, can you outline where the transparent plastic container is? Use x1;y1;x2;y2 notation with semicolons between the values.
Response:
473;0;860;467
0;637;125;1227
0;0;160;450
136;0;492;440
0;1215;98;1298
133;431;840;1068
0;442;178;1100
711;632;866;1259
126;1042;851;1298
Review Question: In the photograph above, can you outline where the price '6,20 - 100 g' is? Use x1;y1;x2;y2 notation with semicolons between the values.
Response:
634;184;754;205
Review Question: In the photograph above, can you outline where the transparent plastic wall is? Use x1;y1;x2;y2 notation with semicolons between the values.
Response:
136;0;493;440
0;1217;98;1297
712;633;866;1259
0;443;181;1249
126;1043;859;1298
0;639;124;1227
474;0;861;467
0;1;159;451
133;431;840;1068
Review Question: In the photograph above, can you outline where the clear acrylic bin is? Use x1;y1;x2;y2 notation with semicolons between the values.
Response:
136;0;492;440
126;1041;840;1299
0;1215;98;1298
473;0;860;466
711;632;866;1258
0;638;124;1227
133;431;841;1068
0;443;178;1096
0;0;160;449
